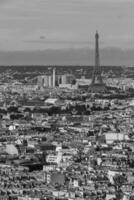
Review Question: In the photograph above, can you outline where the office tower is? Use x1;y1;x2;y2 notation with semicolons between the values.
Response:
53;68;56;87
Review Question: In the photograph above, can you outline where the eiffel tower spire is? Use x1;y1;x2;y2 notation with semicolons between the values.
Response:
91;31;103;84
89;32;107;93
95;31;100;68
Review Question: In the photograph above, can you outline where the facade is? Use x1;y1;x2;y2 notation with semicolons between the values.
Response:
53;68;56;87
37;75;53;87
58;74;76;88
37;72;76;88
37;68;56;88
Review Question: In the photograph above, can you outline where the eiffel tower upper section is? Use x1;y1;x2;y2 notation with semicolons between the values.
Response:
89;32;107;93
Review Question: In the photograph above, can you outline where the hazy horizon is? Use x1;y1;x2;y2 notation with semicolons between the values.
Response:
0;47;134;67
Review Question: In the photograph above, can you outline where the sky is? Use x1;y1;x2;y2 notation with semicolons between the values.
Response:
0;0;134;51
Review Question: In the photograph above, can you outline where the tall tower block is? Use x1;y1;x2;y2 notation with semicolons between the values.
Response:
52;68;56;87
89;32;107;93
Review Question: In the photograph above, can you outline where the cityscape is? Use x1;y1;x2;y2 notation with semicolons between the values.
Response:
0;31;134;200
1;0;134;200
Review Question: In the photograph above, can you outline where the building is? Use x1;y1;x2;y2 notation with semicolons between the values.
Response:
58;74;77;89
37;68;77;89
37;68;56;88
37;75;52;88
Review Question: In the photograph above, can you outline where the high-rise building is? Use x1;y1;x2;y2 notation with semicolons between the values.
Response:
60;74;75;85
52;68;56;87
48;75;53;87
61;75;67;85
37;69;76;89
37;68;56;88
37;75;45;88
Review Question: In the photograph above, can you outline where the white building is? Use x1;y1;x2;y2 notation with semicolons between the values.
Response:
105;132;129;144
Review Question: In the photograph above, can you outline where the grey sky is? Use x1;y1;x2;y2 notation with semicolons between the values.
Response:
0;0;134;51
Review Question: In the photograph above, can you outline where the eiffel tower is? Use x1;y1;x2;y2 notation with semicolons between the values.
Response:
89;32;107;93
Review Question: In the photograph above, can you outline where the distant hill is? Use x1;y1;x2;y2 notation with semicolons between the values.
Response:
0;47;134;66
